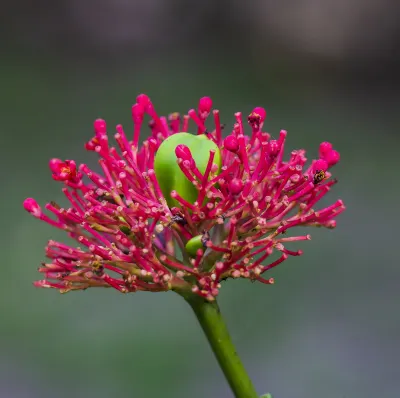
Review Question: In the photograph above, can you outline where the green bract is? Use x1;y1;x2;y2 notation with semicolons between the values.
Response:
154;132;221;207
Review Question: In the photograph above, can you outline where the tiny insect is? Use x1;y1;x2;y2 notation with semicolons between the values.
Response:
218;214;227;221
313;170;326;185
201;230;211;247
91;262;104;276
96;193;125;204
50;201;61;209
167;214;187;229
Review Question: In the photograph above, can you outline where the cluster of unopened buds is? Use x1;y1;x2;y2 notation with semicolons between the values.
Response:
24;95;345;301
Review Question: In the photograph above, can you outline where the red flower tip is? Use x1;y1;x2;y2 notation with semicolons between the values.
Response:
324;149;340;167
49;158;63;173
170;207;182;216
313;159;328;173
175;144;193;161
94;119;106;135
224;135;239;152
229;178;243;195
198;96;213;116
131;103;145;123
266;139;280;157
319;141;333;158
23;198;42;218
252;107;266;121
85;140;97;151
136;94;151;108
148;137;158;148
319;142;340;167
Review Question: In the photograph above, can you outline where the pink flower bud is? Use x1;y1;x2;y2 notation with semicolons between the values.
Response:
49;158;63;173
229;178;243;195
198;96;213;116
324;149;340;167
85;137;99;151
131;103;145;123
313;159;328;173
224;135;239;152
136;94;151;108
23;198;42;218
94;119;106;135
319;141;333;158
175;144;193;161
148;138;158;149
266;140;280;157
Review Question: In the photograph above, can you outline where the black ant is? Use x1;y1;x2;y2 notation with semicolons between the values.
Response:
167;214;187;229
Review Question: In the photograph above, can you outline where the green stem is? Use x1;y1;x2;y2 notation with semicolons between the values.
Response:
186;297;259;398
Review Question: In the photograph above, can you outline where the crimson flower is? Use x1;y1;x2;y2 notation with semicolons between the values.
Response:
24;95;345;301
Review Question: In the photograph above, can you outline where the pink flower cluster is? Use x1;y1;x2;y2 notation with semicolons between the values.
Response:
24;95;345;301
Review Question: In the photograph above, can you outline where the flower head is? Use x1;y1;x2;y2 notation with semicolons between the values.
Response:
24;95;345;300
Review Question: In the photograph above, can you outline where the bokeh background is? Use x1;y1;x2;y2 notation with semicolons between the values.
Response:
1;1;399;397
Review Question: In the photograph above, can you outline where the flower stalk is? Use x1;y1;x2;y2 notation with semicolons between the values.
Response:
186;296;259;398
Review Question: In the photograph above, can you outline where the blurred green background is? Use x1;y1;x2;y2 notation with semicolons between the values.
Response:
1;2;399;397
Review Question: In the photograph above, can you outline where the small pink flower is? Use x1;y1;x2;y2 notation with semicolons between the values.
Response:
229;178;243;195
224;135;239;152
24;95;345;300
23;198;42;218
198;96;213;119
324;149;341;167
319;141;340;166
175;145;194;163
49;159;80;183
247;106;266;131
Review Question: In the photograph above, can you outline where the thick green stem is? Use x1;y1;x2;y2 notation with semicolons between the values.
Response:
186;297;259;398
